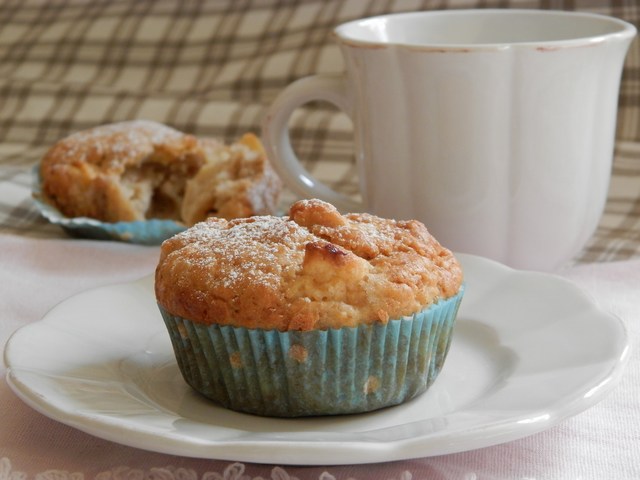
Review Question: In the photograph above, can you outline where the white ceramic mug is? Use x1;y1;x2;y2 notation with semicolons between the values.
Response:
262;9;636;271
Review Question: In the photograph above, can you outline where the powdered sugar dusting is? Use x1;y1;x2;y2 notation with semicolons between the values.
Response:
54;120;184;164
174;215;312;290
69;120;181;146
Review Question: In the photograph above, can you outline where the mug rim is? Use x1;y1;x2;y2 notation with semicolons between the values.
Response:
334;9;637;51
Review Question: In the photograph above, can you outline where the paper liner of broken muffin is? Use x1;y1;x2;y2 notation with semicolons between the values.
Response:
31;165;185;244
158;285;465;417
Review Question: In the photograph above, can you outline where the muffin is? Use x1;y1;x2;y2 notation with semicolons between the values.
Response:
39;120;281;226
155;199;464;417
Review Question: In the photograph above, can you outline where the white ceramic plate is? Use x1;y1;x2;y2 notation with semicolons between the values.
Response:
4;254;629;465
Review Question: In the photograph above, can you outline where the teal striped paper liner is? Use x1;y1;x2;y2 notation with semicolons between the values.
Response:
32;165;186;245
159;286;464;417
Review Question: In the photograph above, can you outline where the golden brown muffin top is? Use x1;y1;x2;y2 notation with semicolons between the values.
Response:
40;120;203;173
155;199;463;331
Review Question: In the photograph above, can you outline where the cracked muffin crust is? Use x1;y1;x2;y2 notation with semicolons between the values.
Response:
39;120;281;225
155;198;463;331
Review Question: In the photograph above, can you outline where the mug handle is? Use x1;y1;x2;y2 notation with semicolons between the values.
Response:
262;75;362;212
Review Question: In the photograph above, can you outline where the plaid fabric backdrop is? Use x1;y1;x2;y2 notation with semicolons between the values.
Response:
0;0;638;263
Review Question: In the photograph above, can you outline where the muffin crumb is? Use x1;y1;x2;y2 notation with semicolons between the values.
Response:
288;344;308;363
229;351;243;369
364;376;381;394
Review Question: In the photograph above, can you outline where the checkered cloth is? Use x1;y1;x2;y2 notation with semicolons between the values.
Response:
0;0;638;264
